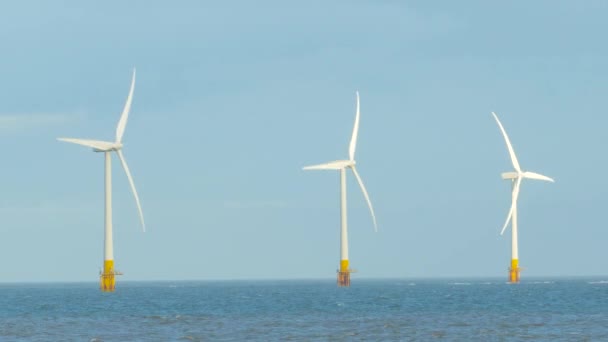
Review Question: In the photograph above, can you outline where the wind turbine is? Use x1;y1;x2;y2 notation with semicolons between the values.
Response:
58;69;145;292
303;91;377;287
492;112;554;283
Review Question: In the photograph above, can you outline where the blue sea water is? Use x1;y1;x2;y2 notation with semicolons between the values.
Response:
0;278;607;341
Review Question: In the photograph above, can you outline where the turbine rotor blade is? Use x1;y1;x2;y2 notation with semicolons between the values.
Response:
492;112;521;172
303;160;353;170
523;171;554;182
116;69;136;143
116;150;146;232
351;165;378;232
348;91;360;161
500;177;522;235
500;205;514;236
57;138;115;151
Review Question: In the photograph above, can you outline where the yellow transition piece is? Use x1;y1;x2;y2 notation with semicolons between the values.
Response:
100;260;116;292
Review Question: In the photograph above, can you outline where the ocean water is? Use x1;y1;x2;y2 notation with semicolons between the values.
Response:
0;278;607;341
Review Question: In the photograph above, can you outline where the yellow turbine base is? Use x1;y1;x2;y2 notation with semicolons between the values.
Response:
338;260;350;287
100;260;116;292
340;259;349;272
509;259;520;283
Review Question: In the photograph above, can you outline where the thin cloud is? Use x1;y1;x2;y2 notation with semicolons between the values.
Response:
0;113;81;129
222;200;290;209
0;200;96;214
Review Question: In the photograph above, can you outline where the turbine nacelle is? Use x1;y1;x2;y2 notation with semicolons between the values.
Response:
94;143;123;153
501;171;519;180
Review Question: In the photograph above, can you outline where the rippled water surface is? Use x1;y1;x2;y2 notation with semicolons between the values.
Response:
1;278;607;341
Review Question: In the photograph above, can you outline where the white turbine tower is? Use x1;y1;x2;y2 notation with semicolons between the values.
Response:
58;69;145;292
492;112;554;283
303;91;377;287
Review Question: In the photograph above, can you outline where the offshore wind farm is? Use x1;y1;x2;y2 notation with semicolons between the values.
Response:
3;2;603;285
1;1;608;341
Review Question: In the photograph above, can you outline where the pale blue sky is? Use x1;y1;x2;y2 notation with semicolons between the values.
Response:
1;1;607;282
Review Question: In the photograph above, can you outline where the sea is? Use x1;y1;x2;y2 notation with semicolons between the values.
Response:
0;278;607;341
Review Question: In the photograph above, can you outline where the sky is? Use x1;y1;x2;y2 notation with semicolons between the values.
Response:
0;1;607;282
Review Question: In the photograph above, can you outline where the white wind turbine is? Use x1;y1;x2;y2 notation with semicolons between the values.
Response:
492;112;554;283
58;69;145;291
303;91;377;287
